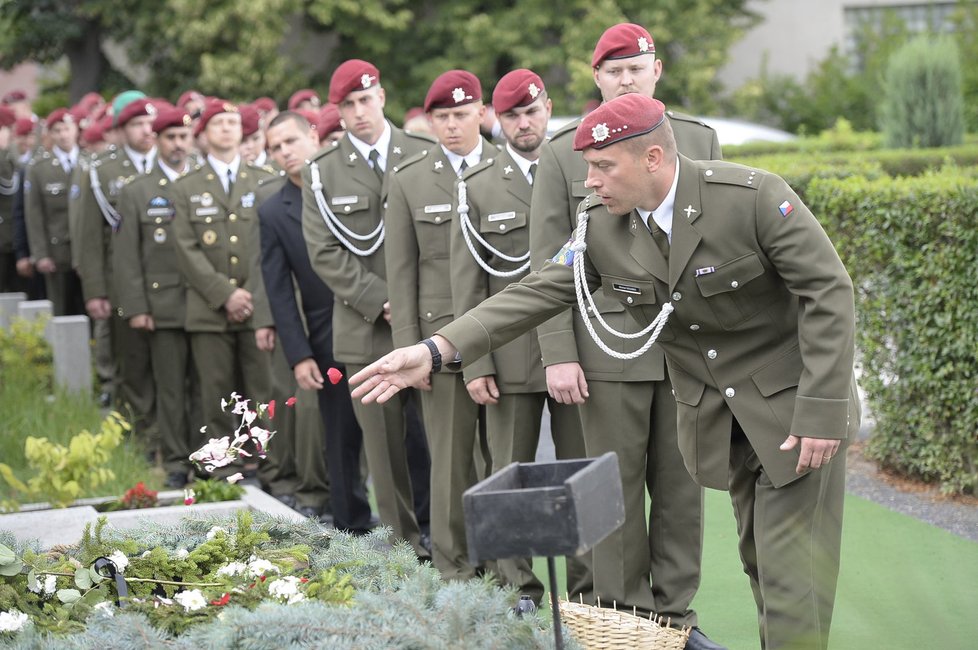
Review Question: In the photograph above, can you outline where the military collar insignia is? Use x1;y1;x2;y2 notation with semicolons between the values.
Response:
503;165;513;175
434;160;444;170
392;146;402;155
349;152;357;162
683;204;697;219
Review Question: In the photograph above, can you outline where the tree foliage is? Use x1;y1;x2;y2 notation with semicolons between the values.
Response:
0;0;759;118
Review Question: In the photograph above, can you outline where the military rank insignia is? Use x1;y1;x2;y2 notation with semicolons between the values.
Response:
778;200;794;217
550;238;576;266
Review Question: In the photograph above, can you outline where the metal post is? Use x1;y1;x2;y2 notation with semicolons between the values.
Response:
547;556;564;650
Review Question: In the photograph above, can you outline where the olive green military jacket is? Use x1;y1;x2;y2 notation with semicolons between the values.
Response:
385;138;495;349
0;148;18;255
170;159;277;332
300;124;434;364
529;111;721;382
440;155;859;490
112;163;191;329
24;151;74;267
72;147;150;302
449;148;545;393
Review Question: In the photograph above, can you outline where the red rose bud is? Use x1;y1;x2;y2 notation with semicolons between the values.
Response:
210;593;231;606
285;396;297;407
327;367;344;385
267;399;276;420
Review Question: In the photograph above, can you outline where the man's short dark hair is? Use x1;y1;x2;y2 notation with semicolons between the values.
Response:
267;110;310;131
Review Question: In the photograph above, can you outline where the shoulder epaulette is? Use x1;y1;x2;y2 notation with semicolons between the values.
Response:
310;140;342;162
391;149;429;174
701;163;765;189
461;157;493;180
666;110;711;129
404;130;437;144
551;117;583;141
582;192;603;211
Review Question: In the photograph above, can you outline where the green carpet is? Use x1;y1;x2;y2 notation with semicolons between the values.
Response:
536;489;978;649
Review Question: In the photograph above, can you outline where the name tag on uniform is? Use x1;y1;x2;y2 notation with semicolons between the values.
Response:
694;266;716;277
241;192;255;208
612;283;642;295
44;182;66;194
487;211;516;222
331;195;359;206
195;206;219;217
147;207;172;217
424;204;451;214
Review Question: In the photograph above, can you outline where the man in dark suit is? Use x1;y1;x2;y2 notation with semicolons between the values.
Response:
258;110;374;534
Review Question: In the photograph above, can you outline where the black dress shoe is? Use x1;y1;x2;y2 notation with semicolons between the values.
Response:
684;627;727;650
165;471;187;489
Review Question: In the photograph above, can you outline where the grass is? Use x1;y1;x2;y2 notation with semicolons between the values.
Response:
534;488;978;649
0;350;161;507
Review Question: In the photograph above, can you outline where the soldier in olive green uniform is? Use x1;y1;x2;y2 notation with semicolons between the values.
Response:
353;94;858;650
301;60;433;554
450;70;590;600
170;99;278;449
73;95;158;443
0;107;20;293
24;108;85;316
113;106;200;487
529;25;721;642
385;70;495;580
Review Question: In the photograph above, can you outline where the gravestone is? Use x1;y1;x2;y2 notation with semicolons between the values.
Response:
46;315;92;394
0;292;27;329
17;299;53;322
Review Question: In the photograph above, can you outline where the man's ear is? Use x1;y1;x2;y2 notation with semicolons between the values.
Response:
646;144;665;172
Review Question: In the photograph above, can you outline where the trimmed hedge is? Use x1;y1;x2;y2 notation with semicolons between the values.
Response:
805;171;978;494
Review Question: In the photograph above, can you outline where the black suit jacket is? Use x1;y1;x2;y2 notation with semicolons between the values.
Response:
258;179;337;368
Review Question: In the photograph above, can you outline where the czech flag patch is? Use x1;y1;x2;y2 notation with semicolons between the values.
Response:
550;238;576;266
778;200;794;217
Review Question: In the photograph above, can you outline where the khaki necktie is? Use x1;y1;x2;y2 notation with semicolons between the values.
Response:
368;148;384;181
226;169;234;197
458;159;468;177
650;221;670;260
528;162;537;184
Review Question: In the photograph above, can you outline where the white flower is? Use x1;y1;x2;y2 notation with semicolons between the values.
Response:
108;550;129;574
175;548;189;559
141;551;152;558
206;526;228;540
638;36;650;52
215;561;247;578
247;558;279;577
361;73;375;89
0;609;28;633
268;576;306;604
92;601;115;617
173;589;208;612
27;573;55;595
591;123;610;142
226;472;244;484
452;87;470;104
190;437;234;470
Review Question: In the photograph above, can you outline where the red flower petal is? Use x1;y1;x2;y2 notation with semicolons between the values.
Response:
210;592;231;606
326;367;344;385
267;399;276;420
285;396;297;407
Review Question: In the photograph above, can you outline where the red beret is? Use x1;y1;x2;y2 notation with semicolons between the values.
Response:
14;117;35;137
424;70;482;113
116;98;157;127
2;90;27;105
195;99;239;136
252;96;277;114
287;89;320;110
573;93;666;151
152;106;193;133
239;104;261;137
492;69;545;114
294;108;319;130
0;106;15;128
317;104;343;135
81;122;104;145
591;23;656;68
98;114;114;132
177;90;205;108
78;92;104;111
403;106;424;123
69;103;90;125
45;108;75;128
329;59;380;105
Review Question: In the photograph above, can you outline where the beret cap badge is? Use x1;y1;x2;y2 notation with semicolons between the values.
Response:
452;87;470;103
638;37;651;52
528;83;540;99
361;73;375;89
591;123;610;142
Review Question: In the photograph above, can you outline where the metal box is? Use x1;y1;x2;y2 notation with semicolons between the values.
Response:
463;452;625;564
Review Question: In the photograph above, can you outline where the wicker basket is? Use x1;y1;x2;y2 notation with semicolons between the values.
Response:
558;599;690;650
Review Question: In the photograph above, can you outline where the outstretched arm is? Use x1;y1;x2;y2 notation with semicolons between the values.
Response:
350;335;457;404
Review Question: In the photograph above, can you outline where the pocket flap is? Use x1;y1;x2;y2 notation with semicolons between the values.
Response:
330;194;370;214
669;364;706;406
419;296;454;322
146;273;182;291
601;274;657;306
414;205;453;225
479;210;527;233
694;252;764;297
751;345;802;397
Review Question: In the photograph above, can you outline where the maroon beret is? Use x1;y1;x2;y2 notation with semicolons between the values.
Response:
252;96;277;114
81;122;105;146
239;104;262;137
195;99;238;136
317;104;343;135
0;106;15;128
403;106;424;123
492;69;545;114
177;90;205;108
78;92;104;111
68;103;91;126
287;89;320;111
591;23;656;68
14;117;35;137
573;93;666;151
45;108;74;128
2;90;27;105
116;98;158;127
329;60;380;105
424;70;482;113
152;106;193;133
294;108;319;130
98;114;114;132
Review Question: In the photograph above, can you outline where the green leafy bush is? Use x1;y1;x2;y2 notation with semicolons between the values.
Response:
806;171;978;494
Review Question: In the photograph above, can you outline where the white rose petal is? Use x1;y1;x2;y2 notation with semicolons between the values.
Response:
92;601;115;617
173;589;208;612
0;610;29;633
268;576;305;604
247;558;279;577
108;550;129;574
43;574;57;595
215;561;248;578
206;526;227;540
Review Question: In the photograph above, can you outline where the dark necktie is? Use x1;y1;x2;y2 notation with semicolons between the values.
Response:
528;162;537;184
368;148;384;181
226;168;234;197
650;221;670;260
458;159;468;177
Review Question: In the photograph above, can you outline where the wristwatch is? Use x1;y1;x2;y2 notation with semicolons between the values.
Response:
420;338;462;373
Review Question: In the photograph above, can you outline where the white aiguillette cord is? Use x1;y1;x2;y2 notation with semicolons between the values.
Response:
456;179;530;278
571;209;673;360
309;161;384;257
